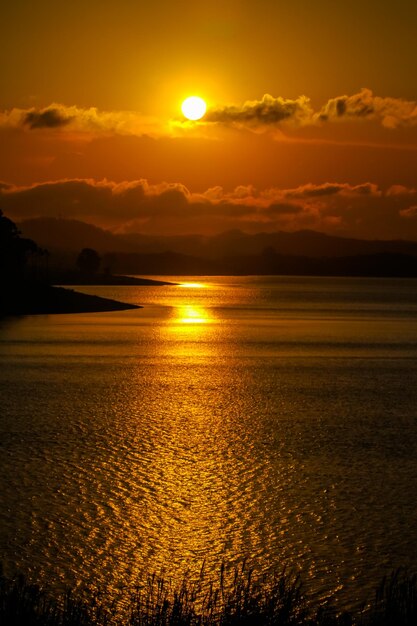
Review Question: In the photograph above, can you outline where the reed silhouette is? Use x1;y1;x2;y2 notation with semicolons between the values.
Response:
1;563;416;626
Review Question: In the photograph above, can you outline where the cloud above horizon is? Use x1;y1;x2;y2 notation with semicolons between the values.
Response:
2;177;417;239
24;108;74;130
204;94;314;128
318;89;417;129
1;89;417;140
0;104;165;138
207;89;417;131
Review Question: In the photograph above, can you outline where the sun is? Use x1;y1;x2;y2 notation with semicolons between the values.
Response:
181;96;207;121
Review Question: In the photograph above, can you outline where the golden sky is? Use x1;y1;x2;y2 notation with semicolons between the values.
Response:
1;0;417;238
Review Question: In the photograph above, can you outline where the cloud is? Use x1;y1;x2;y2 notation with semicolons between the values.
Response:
283;182;381;199
205;89;417;131
387;185;417;196
0;179;195;221
0;104;167;138
2;177;417;239
399;206;417;218
1;89;417;141
24;108;73;129
318;88;417;129
205;94;314;128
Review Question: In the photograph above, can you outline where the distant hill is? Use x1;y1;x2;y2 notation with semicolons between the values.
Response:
18;218;131;254
19;218;417;260
17;217;417;277
99;250;417;277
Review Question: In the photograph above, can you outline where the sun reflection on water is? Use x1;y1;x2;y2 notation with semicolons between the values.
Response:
179;282;206;289
176;305;212;324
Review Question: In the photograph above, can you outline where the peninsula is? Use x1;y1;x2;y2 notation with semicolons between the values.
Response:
1;280;144;316
0;210;173;316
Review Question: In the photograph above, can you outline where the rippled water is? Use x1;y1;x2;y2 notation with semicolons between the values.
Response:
1;276;417;610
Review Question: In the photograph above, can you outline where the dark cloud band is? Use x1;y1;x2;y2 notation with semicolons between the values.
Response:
205;94;312;126
1;177;416;239
24;108;73;129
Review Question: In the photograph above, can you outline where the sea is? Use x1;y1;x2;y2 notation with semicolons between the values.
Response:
1;276;417;611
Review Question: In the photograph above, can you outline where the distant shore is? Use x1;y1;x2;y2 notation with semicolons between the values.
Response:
51;271;176;286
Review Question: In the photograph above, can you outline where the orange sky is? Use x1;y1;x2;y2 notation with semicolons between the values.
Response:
1;0;417;239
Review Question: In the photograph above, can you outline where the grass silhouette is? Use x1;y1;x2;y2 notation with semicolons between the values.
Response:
1;563;416;626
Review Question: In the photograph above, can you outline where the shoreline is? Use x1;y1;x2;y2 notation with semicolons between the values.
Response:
1;272;178;316
51;271;176;286
1;283;141;316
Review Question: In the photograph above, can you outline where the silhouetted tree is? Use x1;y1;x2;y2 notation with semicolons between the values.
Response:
0;210;39;283
76;248;101;274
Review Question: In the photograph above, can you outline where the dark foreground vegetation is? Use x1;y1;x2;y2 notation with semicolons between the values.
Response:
1;564;416;626
0;211;145;315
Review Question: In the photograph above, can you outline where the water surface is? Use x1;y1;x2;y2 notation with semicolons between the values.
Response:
1;276;417;610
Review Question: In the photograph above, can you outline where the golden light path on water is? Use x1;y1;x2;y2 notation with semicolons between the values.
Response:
107;281;327;602
100;281;277;599
129;283;251;581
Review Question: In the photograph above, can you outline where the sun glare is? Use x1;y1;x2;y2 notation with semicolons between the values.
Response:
180;282;205;289
176;305;211;324
181;96;207;121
